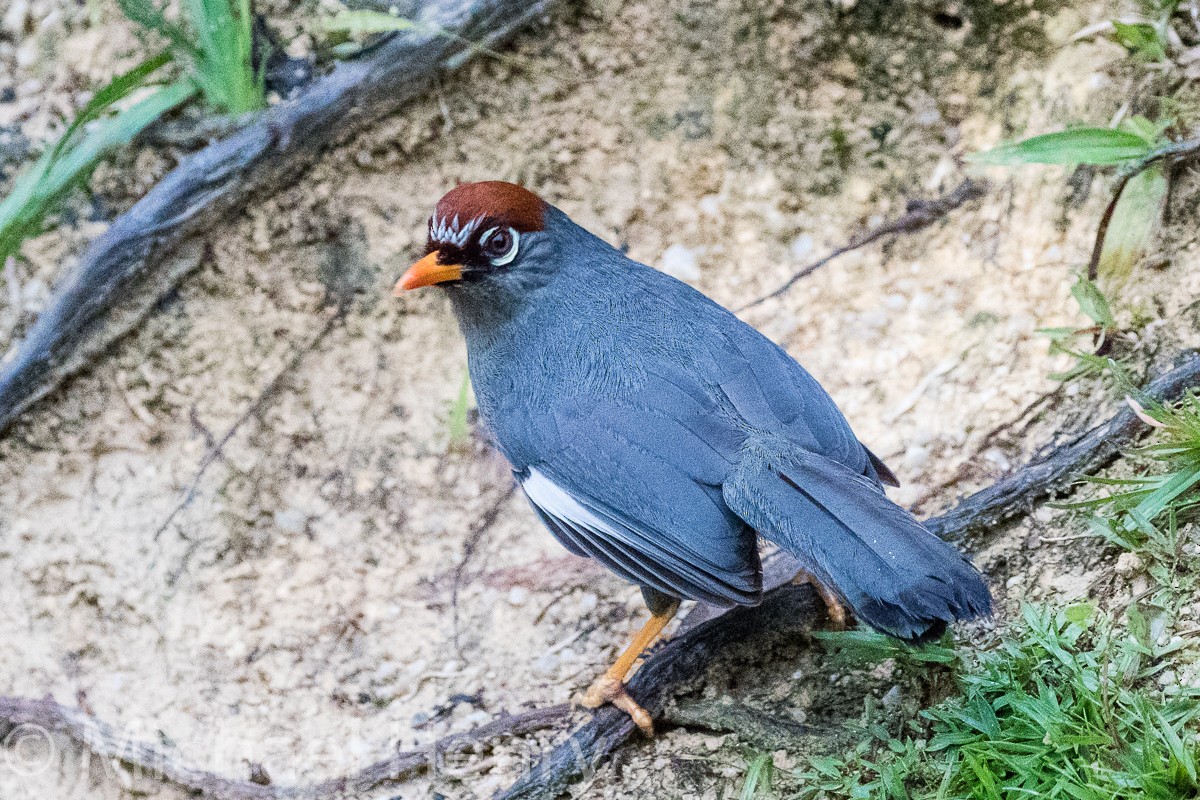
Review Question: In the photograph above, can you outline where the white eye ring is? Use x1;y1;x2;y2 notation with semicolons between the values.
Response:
480;226;520;266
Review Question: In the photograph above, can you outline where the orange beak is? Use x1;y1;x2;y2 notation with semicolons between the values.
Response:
394;251;463;294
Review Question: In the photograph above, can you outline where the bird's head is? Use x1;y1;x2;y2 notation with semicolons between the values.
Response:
394;181;552;297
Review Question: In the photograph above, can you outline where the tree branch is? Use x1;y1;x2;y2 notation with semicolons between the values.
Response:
0;0;559;436
0;695;569;799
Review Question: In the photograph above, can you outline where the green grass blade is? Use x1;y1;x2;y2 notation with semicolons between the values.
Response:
1112;21;1168;61
0;81;196;263
1069;276;1116;329
739;752;774;800
970;128;1156;167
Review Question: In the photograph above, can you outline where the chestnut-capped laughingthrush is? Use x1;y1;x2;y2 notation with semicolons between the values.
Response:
395;181;992;734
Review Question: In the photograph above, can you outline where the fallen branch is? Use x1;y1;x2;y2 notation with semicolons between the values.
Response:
0;0;558;437
0;695;569;800
738;178;988;312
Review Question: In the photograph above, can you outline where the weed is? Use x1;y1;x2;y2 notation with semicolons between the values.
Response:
0;56;195;265
1035;275;1124;383
795;604;1200;800
1062;391;1200;592
118;0;264;114
740;751;776;800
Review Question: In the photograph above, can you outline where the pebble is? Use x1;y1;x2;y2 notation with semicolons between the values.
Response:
659;243;700;281
789;233;814;260
2;0;28;36
698;195;722;218
373;661;401;683
1114;552;1144;578
577;592;598;613
881;685;902;709
273;508;307;533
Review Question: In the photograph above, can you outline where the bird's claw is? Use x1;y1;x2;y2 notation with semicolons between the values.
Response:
581;674;655;736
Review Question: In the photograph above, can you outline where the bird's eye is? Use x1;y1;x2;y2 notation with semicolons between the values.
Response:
479;226;520;266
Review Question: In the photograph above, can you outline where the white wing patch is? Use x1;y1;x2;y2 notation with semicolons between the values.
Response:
522;468;624;543
520;467;754;605
429;213;482;248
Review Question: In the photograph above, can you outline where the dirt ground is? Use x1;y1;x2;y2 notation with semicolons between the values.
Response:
3;0;1200;797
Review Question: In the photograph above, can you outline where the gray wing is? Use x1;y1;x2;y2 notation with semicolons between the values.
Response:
515;387;762;607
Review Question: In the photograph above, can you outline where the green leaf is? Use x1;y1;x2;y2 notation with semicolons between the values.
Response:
0;72;195;264
1069;276;1115;329
1098;163;1168;288
1120;114;1170;144
322;10;421;35
740;752;775;800
119;0;263;114
1063;602;1095;625
1112;21;1168;61
971;128;1156;167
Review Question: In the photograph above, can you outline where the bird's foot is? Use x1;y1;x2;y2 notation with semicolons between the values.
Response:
581;674;655;736
792;570;849;631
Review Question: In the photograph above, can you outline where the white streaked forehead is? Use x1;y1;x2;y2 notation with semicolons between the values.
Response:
429;213;483;248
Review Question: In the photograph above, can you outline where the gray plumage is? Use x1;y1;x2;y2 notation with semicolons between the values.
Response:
441;203;991;641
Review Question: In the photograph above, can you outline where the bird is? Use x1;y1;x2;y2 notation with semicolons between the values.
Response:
394;181;992;735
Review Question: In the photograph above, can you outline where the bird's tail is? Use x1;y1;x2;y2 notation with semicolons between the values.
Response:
723;447;992;641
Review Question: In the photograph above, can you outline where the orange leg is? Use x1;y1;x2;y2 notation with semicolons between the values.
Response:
792;569;849;630
581;598;681;736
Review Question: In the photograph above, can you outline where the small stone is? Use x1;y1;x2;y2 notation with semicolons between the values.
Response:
374;661;401;683
2;0;29;36
1114;552;1144;577
273;508;307;533
659;244;701;281
577;592;598;613
881;685;902;709
789;233;815;260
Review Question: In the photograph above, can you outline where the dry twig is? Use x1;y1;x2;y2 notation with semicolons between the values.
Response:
738;178;988;312
152;311;341;542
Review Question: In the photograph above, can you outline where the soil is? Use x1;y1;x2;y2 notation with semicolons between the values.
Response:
3;0;1200;798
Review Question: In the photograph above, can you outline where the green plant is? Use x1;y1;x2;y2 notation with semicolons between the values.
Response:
795;603;1200;800
972;118;1172;289
740;751;776;800
118;0;264;114
1063;392;1200;579
815;628;960;669
0;55;195;265
1035;275;1124;383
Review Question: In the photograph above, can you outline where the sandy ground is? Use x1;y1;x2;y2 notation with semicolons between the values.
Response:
3;0;1200;797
